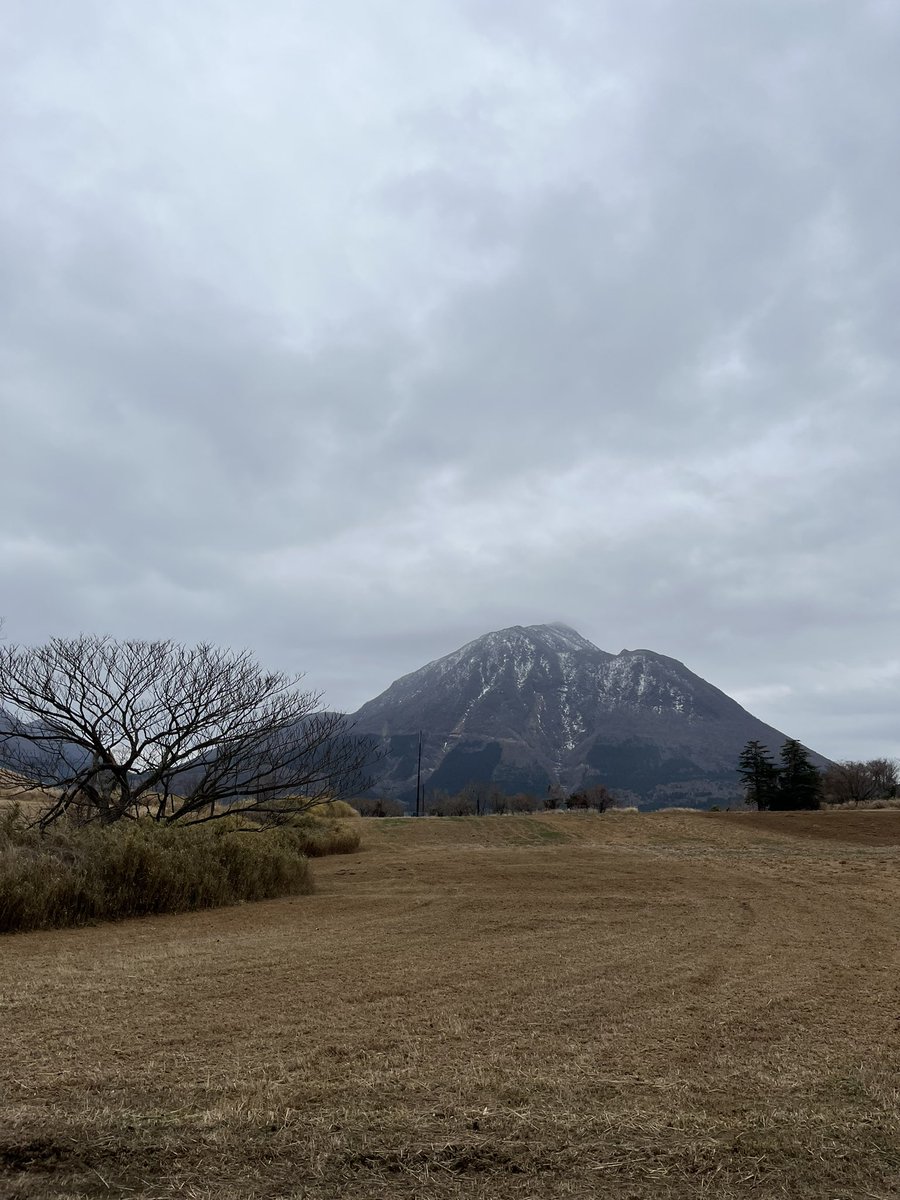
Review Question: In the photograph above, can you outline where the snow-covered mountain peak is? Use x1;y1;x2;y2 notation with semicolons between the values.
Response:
523;622;604;655
351;622;825;805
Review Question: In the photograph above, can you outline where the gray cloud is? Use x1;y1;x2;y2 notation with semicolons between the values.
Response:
2;1;899;761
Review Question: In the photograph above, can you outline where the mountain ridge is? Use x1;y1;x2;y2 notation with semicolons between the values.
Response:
351;623;826;807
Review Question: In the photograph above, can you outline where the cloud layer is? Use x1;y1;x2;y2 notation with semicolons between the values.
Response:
3;1;899;759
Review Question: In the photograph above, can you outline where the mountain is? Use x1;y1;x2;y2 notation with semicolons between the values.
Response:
351;623;827;808
0;709;90;782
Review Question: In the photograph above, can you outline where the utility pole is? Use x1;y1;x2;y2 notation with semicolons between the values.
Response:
415;730;423;817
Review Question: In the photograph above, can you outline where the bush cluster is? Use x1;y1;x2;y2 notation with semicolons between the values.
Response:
0;807;358;934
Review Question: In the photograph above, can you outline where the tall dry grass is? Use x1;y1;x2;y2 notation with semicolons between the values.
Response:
287;812;361;856
0;807;358;934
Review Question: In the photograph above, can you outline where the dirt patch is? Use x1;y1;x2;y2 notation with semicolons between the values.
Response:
0;1138;83;1173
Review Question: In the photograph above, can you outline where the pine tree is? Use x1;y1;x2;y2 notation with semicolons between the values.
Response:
773;739;822;810
738;740;779;810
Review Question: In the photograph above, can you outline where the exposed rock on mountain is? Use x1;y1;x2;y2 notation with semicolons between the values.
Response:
351;623;826;808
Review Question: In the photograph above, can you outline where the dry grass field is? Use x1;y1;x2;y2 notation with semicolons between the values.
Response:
2;809;900;1199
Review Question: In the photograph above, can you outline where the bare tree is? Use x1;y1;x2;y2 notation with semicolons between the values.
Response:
0;636;374;828
544;783;565;810
508;792;539;813
490;787;509;815
425;788;452;816
823;759;898;807
459;780;491;816
351;796;405;817
567;784;618;812
868;758;899;798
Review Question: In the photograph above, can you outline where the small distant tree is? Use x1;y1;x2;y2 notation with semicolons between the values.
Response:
425;788;452;816
447;790;476;816
584;784;617;812
459;781;490;816
544;784;565;810
568;784;617;811
773;739;822;811
738;740;779;811
509;792;539;813
869;757;899;798
490;787;509;815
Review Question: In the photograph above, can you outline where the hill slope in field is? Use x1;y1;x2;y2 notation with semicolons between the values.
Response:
351;623;826;806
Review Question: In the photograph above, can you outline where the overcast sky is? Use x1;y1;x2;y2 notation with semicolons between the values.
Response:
2;1;899;761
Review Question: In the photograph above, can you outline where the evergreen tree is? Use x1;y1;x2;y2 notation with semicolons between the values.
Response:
738;740;779;810
773;739;822;810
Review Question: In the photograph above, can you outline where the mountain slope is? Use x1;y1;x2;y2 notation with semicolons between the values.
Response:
351;623;825;807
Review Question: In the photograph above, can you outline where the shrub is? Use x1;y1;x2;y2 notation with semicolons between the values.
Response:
287;815;361;857
0;811;344;934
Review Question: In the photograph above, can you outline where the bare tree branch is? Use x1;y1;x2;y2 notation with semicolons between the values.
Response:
0;636;375;827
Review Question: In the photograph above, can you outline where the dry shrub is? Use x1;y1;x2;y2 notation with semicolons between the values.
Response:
312;799;361;819
655;805;705;814
275;796;361;820
287;815;361;856
858;797;900;810
0;811;317;934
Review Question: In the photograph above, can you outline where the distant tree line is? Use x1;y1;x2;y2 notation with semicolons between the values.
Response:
739;740;899;811
352;782;619;817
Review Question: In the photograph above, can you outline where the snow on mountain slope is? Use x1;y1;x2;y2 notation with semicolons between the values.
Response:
351;624;825;807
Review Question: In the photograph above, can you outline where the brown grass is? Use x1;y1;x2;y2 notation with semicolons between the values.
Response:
0;812;359;933
2;810;900;1198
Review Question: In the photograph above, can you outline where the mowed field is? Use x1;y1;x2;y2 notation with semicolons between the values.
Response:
2;810;900;1199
